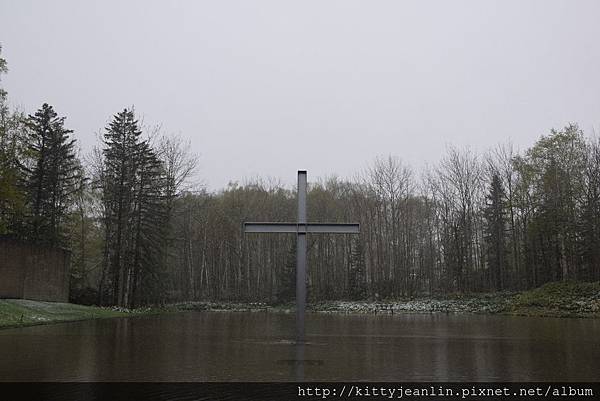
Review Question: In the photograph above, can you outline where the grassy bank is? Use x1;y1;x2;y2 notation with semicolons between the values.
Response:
506;281;600;317
2;281;598;329
0;299;157;329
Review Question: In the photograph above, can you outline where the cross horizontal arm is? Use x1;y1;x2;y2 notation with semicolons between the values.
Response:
306;223;360;233
244;223;298;233
244;222;360;234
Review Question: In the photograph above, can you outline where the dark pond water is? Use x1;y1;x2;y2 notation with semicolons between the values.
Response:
0;312;598;381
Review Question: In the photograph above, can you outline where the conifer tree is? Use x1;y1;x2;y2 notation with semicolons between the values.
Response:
100;108;142;305
21;103;79;244
483;173;507;290
100;108;169;306
130;141;168;306
348;236;367;300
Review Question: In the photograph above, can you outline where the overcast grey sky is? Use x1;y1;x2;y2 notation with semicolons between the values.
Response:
1;0;599;189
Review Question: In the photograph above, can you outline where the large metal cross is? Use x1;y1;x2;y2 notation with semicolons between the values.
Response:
244;170;360;343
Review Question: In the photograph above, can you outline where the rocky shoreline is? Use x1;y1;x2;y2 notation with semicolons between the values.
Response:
174;281;600;318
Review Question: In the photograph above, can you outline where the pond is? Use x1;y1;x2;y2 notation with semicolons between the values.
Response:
0;311;598;381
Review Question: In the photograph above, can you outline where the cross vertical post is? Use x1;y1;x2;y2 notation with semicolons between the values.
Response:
296;171;307;343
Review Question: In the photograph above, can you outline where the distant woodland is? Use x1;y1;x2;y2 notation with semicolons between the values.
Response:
1;46;599;307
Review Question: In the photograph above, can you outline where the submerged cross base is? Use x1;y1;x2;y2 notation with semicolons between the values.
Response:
244;170;360;344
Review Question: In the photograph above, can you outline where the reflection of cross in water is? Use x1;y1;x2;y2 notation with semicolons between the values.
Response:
244;170;359;380
244;170;360;345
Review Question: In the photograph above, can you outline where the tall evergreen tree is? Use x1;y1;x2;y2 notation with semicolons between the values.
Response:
130;141;168;306
100;108;142;305
99;108;169;306
483;173;507;290
21;103;79;244
348;236;367;300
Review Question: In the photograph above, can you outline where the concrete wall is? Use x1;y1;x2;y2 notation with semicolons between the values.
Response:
0;236;70;302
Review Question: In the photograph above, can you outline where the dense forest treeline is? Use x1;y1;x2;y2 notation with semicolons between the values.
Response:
1;46;599;306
